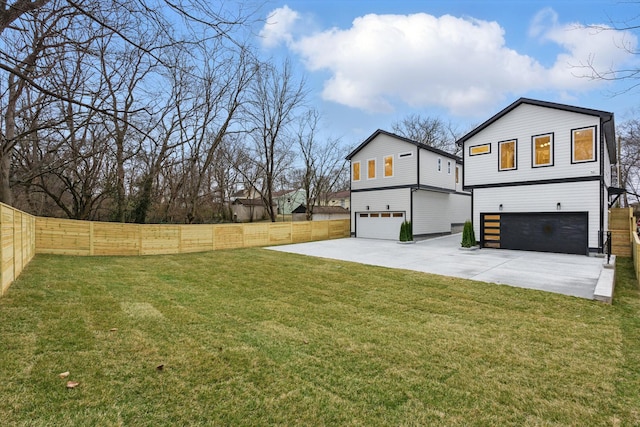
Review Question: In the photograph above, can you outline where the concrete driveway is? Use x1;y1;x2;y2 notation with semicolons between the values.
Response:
267;234;614;300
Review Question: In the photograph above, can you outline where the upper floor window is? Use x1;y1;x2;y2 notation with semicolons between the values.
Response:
367;159;376;179
447;161;452;175
532;133;554;168
499;139;517;171
469;143;491;156
437;158;442;172
455;166;460;184
572;126;596;163
384;155;393;177
352;162;361;181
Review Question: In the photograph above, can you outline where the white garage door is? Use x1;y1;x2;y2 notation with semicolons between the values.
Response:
356;212;405;240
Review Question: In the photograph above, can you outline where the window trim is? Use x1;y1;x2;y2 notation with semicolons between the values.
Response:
469;143;491;156
367;158;376;180
498;139;517;171
571;126;597;164
383;155;394;178
531;132;554;168
352;161;361;182
455;165;460;184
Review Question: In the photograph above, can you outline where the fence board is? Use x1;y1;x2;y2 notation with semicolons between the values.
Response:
34;218;350;256
180;225;214;253
140;225;180;255
0;204;35;296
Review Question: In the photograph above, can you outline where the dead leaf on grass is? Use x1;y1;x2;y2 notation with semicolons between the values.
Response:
58;371;70;379
66;381;80;389
109;328;118;332
156;364;164;371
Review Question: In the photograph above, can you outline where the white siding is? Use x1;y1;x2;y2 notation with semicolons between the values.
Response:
419;149;457;190
351;134;416;190
350;189;410;233
413;191;471;235
473;181;602;248
464;104;603;187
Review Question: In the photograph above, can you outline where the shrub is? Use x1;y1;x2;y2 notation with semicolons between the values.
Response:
461;220;477;248
399;221;413;242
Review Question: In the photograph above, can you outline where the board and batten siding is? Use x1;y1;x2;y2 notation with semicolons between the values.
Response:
463;104;606;187
412;191;471;235
350;188;410;234
418;149;459;191
473;181;602;248
350;133;416;191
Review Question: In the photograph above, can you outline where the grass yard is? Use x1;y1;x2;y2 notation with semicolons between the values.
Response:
1;249;639;426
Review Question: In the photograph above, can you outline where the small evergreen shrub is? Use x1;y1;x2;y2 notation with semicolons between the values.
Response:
461;220;477;248
399;221;413;242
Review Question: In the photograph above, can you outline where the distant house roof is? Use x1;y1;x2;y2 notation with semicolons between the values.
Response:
232;198;265;207
346;129;461;162
327;190;350;199
292;205;349;214
455;97;616;162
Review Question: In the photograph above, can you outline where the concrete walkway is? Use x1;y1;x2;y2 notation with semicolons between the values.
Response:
267;234;615;301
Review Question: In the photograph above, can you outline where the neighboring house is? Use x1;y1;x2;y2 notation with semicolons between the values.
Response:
291;205;350;221
458;97;616;255
273;189;306;215
319;190;351;210
231;198;272;222
346;129;471;240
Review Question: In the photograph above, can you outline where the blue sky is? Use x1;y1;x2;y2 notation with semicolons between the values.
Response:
253;0;640;148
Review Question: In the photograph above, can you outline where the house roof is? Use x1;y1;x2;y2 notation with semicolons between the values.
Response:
292;205;350;214
232;198;265;207
346;129;461;162
327;190;350;199
456;97;616;162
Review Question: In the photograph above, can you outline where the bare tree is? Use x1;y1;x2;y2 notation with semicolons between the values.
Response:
295;109;347;220
391;114;460;154
618;118;640;206
243;60;307;222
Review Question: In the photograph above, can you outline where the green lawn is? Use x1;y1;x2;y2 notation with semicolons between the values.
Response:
1;249;639;426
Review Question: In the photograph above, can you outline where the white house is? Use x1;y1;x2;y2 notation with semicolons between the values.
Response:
346;129;471;240
458;98;616;255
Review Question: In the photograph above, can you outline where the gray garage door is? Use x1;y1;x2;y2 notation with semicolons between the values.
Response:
357;211;405;240
481;212;589;255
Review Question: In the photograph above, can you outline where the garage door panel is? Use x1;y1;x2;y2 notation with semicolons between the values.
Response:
357;212;405;240
483;212;588;255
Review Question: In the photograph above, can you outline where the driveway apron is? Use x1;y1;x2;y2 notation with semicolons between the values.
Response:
266;234;606;299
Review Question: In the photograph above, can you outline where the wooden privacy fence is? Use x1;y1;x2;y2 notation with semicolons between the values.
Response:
35;217;350;256
0;203;36;296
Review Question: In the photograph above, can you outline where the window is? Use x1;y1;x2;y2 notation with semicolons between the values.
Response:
532;133;554;167
499;139;517;171
352;162;360;181
367;159;376;179
455;166;459;184
469;143;491;156
384;155;393;177
399;152;413;158
447;161;452;175
437;158;442;172
572;126;596;163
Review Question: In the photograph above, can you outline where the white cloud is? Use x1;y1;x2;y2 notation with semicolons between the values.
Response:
260;8;638;116
259;5;300;48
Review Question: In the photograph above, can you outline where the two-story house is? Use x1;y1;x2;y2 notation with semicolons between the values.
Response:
346;129;471;239
458;98;616;255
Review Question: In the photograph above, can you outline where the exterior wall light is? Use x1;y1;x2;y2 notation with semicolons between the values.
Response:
557;202;561;211
499;204;503;211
